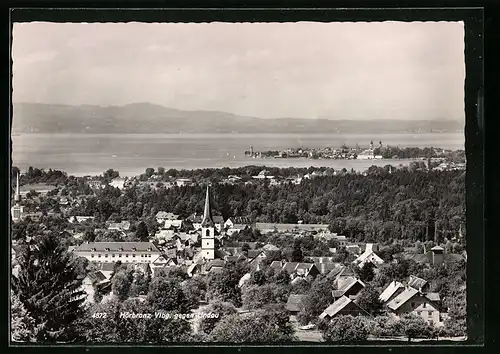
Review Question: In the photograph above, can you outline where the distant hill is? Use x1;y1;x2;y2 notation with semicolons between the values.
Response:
11;103;464;135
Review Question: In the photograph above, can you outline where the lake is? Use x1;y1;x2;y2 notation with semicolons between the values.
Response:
11;133;465;177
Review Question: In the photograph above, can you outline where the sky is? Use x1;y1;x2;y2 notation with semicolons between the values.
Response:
12;21;465;120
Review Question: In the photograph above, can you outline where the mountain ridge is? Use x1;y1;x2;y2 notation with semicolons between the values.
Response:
11;102;464;135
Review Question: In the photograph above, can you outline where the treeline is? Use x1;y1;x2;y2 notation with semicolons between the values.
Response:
373;146;465;160
66;169;464;244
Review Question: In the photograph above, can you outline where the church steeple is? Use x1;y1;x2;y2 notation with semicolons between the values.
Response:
201;185;214;227
14;171;20;203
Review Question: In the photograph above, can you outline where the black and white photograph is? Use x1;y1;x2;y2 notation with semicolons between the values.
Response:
10;17;470;344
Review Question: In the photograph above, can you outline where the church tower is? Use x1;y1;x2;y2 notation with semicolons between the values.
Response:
201;185;216;260
11;171;24;221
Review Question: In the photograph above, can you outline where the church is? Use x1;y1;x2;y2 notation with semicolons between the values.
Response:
197;185;226;262
11;171;25;222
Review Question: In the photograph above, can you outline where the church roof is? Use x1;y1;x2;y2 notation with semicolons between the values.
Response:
201;186;215;227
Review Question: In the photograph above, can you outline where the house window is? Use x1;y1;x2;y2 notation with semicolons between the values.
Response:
423;303;427;308
105;254;108;258
429;320;434;326
428;311;432;317
112;254;115;258
98;254;101;258
126;254;129;257
91;254;95;258
411;302;415;308
205;229;210;237
133;254;136;257
119;254;122;257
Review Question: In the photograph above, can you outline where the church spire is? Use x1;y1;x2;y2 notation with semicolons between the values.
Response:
201;185;214;227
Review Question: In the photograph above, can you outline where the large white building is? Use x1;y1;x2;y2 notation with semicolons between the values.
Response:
73;241;161;264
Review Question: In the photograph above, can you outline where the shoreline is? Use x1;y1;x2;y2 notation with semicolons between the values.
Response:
12;158;426;178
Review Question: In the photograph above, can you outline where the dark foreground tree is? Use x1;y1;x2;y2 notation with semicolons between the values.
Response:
77;299;192;343
12;234;86;342
11;291;44;342
198;300;237;335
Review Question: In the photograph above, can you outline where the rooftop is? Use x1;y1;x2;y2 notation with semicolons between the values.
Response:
75;242;160;253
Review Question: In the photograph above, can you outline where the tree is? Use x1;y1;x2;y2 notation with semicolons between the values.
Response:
182;276;207;309
297;276;334;325
399;314;434;341
157;167;165;176
147;277;191;313
103;169;119;181
291;241;303;262
129;267;152;297
355;285;383;315
111;268;133;301
145;168;155;178
356;262;376;283
11;291;44;342
12;234;86;342
249;270;266;286
198;300;237;335
211;312;295;342
77;299;192;343
321;315;368;342
241;284;277;310
134;221;149;242
206;261;248;307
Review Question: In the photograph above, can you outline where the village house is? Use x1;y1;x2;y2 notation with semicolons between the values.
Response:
386;287;443;327
270;261;320;279
19;183;58;197
408;275;430;293
68;215;95;224
108;221;131;232
379;280;406;305
109;177;127;190
403;245;465;266
353;243;384;268
74;241;162;264
319;296;368;321
175;178;194;187
155;211;181;226
224;216;254;229
81;271;110;304
332;276;365;300
252;170;275;180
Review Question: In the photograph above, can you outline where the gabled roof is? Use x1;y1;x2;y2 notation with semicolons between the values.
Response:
319;296;361;319
247;249;265;259
387;287;419;311
333;276;365;297
379;281;405;303
262;244;280;251
94;262;115;273
332;266;356;279
425;292;440;302
75;242;160;253
314;262;339;275
286;294;307;312
408;275;428;290
295;262;317;275
283;262;300;274
270;261;283;270
85;271;107;283
205;259;225;271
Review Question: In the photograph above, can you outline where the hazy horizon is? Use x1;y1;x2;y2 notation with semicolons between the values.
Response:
12;21;465;121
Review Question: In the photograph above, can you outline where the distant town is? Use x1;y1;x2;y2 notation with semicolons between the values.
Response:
244;142;466;164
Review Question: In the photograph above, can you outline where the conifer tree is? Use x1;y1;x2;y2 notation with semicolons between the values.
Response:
12;234;86;342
